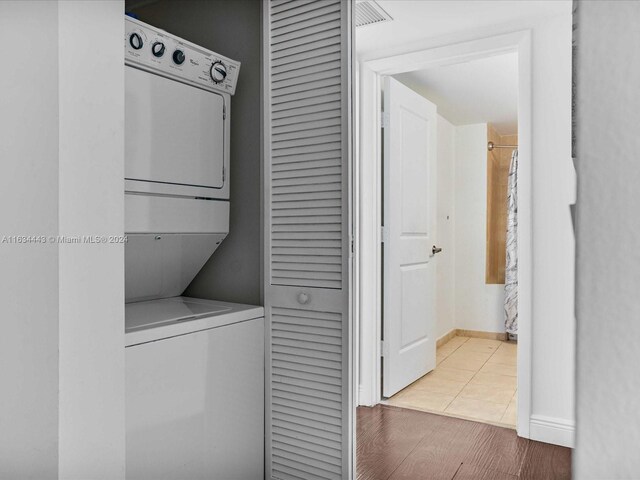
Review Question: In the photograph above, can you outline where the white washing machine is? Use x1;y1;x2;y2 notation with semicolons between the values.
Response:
125;298;264;480
123;17;263;480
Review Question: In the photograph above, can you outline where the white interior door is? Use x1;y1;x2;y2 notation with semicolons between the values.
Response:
383;76;438;398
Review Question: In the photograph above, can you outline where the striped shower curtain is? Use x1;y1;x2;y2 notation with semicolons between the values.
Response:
504;149;518;334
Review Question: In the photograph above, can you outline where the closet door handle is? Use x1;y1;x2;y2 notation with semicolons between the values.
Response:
432;246;442;255
297;292;311;305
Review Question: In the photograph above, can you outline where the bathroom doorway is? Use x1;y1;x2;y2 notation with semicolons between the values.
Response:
356;31;531;433
379;52;519;428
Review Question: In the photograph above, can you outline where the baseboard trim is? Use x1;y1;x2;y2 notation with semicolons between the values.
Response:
529;414;575;448
436;329;458;347
456;329;508;341
358;384;376;407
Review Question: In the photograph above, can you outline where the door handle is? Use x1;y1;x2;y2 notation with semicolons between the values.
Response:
432;246;442;255
297;292;311;305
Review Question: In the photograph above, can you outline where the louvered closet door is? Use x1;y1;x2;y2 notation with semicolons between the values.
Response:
264;1;353;479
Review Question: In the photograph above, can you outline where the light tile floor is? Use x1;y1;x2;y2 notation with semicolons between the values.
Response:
385;336;517;428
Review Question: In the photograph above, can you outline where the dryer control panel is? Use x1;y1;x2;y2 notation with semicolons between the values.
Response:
125;16;240;95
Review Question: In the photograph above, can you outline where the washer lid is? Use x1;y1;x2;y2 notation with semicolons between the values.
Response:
126;296;232;331
125;296;264;347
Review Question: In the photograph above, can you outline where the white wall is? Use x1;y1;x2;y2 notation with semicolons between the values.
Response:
435;119;507;338
435;115;456;339
574;2;640;477
0;2;60;476
528;14;575;446
0;1;125;477
429;12;577;446
436;116;504;337
57;1;125;477
454;124;506;333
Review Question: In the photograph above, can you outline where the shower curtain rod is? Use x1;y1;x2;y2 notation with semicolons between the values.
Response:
487;141;518;151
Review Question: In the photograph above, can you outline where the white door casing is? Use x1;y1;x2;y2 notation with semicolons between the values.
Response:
264;1;353;479
382;77;437;398
359;31;533;438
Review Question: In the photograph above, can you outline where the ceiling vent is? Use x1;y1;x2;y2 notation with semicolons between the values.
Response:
355;0;393;28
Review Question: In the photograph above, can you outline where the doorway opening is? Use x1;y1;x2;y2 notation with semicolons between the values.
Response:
356;29;532;436
379;52;519;428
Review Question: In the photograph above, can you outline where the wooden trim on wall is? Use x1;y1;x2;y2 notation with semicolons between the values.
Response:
439;328;509;345
436;329;458;347
486;124;518;284
456;329;509;342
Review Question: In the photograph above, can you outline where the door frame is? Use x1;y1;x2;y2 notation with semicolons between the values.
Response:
356;30;533;439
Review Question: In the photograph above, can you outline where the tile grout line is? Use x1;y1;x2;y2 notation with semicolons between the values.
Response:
442;336;496;413
437;335;469;363
443;338;515;424
441;338;479;412
464;341;512;421
484;342;517;424
389;337;472;412
436;336;474;413
436;336;485;410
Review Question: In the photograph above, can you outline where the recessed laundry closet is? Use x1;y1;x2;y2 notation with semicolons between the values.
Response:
122;1;352;478
123;1;264;477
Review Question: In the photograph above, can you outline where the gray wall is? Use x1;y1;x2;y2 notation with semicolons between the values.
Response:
128;0;263;306
574;1;640;477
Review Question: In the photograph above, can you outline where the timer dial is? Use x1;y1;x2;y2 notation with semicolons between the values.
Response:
210;61;227;84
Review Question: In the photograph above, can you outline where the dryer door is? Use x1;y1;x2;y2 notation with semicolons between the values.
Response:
125;65;225;190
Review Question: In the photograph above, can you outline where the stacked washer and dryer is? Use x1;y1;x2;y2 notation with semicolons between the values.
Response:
124;17;263;479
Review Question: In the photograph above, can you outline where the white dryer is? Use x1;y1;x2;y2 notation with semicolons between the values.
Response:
124;15;239;303
123;16;263;480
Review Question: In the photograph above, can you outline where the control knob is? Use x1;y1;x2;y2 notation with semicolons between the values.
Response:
129;33;143;50
210;61;227;83
173;49;185;65
151;41;165;57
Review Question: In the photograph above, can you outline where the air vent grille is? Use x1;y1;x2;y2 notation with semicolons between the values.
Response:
355;1;392;28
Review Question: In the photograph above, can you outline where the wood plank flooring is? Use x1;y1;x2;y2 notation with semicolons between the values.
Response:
357;405;571;480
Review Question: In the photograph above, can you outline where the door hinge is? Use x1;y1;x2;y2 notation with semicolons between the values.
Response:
381;112;390;129
223;104;227;120
380;340;385;357
380;226;388;243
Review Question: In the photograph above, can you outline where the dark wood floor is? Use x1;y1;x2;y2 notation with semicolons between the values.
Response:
357;405;571;480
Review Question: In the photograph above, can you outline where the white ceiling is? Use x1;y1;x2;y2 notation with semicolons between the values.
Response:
356;0;570;59
395;52;518;134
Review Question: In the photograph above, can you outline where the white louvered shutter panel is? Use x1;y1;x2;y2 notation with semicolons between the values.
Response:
264;0;353;479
